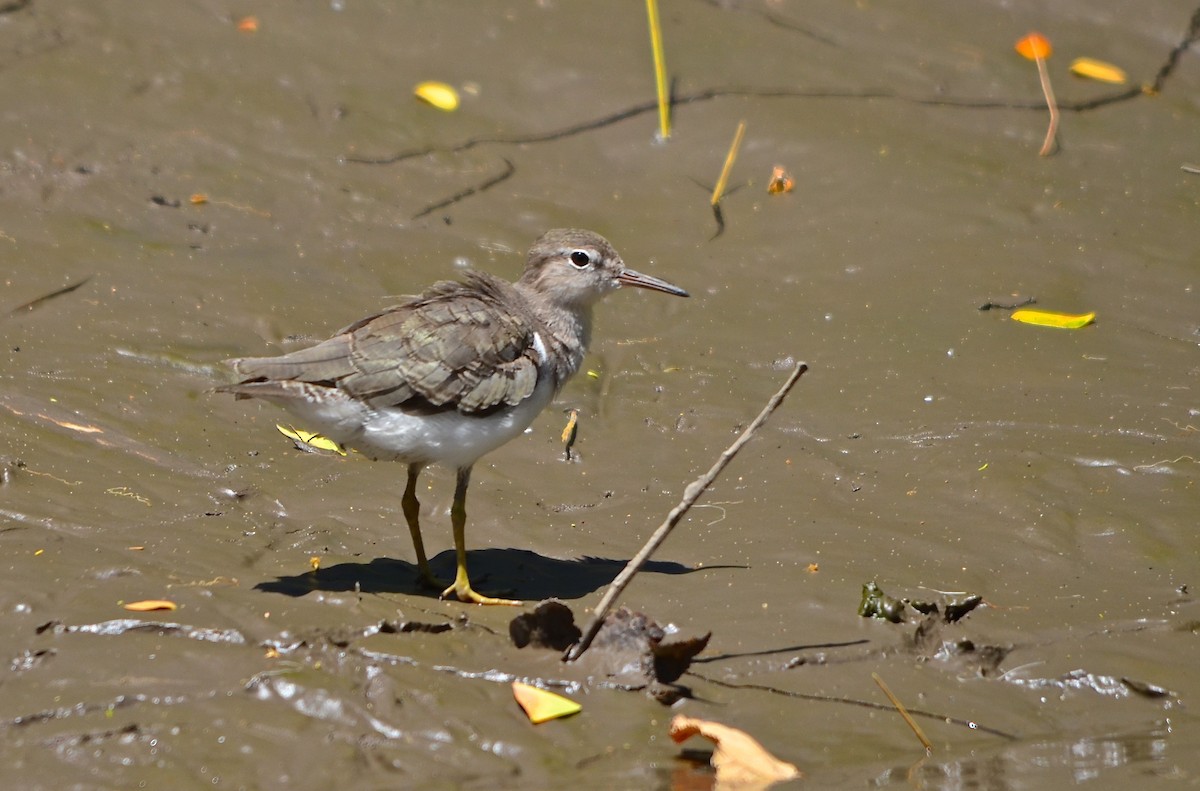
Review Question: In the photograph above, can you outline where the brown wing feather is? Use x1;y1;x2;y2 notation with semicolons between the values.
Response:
221;272;542;414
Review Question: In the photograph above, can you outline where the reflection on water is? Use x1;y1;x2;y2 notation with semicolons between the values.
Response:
873;725;1173;788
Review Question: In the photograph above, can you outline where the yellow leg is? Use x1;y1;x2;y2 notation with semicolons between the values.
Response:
402;464;441;590
441;466;521;606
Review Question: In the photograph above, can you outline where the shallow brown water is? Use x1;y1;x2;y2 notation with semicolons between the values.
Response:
2;1;1198;788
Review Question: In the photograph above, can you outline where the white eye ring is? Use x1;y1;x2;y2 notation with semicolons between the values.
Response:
569;250;591;268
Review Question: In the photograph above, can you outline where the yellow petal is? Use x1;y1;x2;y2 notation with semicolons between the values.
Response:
414;81;460;111
1011;309;1096;329
123;600;178;612
512;681;581;724
1069;57;1128;85
276;424;347;455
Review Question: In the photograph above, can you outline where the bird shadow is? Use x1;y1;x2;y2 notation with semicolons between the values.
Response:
255;549;743;602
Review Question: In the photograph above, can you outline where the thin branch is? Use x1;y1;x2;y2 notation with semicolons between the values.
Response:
873;672;933;754
1033;53;1059;156
563;362;808;662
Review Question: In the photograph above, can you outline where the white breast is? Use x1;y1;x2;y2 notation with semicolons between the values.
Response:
274;374;558;469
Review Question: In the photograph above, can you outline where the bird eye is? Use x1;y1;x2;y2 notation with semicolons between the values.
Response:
569;250;591;268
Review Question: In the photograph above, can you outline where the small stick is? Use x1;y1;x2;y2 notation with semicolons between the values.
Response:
1033;52;1059;156
872;672;933;754
563;362;808;662
645;0;671;141
711;121;746;206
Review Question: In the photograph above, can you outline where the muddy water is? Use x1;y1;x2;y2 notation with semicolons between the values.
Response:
2;1;1198;788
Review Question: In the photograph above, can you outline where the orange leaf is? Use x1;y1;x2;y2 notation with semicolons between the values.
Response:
767;165;794;195
1015;32;1052;60
512;681;581;724
123;600;177;612
670;715;801;788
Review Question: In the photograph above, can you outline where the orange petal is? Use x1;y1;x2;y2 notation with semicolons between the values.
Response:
1015;32;1052;60
512;681;581;724
237;16;259;33
670;715;801;786
767;165;794;195
123;600;178;612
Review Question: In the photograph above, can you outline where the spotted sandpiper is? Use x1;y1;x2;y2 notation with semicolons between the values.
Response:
219;229;688;605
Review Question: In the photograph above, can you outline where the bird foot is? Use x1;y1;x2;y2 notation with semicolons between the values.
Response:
440;581;522;606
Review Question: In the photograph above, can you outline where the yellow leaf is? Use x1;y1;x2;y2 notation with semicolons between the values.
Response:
276;424;347;455
670;715;801;787
1069;57;1127;85
123;600;177;612
512;681;581;724
309;555;321;571
414;81;460;111
1010;309;1096;329
560;409;579;444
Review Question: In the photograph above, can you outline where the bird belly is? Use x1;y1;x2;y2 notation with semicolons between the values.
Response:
364;376;556;466
269;375;558;468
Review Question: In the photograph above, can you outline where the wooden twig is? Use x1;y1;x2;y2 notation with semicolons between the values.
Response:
711;121;746;206
872;672;933;754
563;362;808;662
645;0;671;140
1033;53;1059;156
709;121;746;239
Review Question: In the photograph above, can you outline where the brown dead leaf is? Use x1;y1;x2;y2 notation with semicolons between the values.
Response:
510;599;581;651
670;715;801;789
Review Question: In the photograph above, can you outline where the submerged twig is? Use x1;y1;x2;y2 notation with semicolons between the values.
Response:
7;276;93;316
977;296;1036;311
564;362;808;662
411;158;515;220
